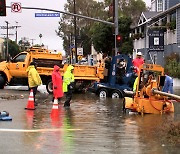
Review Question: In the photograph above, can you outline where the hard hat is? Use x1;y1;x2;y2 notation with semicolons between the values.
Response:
137;52;142;56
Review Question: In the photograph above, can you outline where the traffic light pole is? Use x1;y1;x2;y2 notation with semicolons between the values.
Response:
6;5;118;56
73;0;78;64
6;6;114;26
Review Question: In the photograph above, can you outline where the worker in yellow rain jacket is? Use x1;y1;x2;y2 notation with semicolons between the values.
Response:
26;62;42;104
133;77;138;92
63;65;75;107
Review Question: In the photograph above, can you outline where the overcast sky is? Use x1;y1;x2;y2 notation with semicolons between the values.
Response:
0;0;151;55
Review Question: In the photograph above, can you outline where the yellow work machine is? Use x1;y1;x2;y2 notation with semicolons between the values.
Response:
124;64;180;114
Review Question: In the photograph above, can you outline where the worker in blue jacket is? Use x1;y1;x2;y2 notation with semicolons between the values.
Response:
162;75;173;94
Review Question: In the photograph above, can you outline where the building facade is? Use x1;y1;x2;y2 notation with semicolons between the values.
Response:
132;1;180;66
151;0;180;12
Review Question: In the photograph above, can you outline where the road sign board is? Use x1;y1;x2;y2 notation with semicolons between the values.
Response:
35;13;60;17
148;29;164;52
11;2;22;13
77;48;83;56
0;26;15;29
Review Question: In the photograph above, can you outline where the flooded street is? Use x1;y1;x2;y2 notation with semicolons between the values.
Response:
0;88;180;154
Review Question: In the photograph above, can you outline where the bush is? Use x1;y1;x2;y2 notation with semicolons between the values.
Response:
165;53;180;78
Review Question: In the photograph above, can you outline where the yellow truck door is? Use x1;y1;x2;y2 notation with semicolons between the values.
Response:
9;53;28;77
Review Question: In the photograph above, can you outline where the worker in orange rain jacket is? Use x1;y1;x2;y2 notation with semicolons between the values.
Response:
132;51;144;73
52;65;64;102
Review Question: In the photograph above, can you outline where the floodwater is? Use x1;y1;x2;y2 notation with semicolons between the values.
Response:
0;88;180;154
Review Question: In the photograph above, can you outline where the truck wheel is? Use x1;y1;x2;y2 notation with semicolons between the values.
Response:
111;90;122;99
46;80;53;94
99;88;108;98
0;76;5;89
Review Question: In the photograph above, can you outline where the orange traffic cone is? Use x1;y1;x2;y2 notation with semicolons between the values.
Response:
51;98;59;118
25;89;35;110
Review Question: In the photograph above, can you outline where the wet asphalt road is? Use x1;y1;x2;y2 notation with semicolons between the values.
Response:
0;87;180;154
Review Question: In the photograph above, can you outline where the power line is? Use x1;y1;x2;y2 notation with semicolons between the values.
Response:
0;23;21;43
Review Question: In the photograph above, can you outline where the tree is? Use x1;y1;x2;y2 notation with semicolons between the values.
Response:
91;16;132;55
4;39;20;58
124;0;146;25
56;0;108;55
104;0;146;25
165;53;180;78
18;38;31;51
79;27;92;56
91;20;114;55
57;0;146;56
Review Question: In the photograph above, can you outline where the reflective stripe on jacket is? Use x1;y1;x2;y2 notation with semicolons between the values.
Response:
133;77;138;92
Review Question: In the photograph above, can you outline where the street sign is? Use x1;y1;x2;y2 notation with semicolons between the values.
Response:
35;13;60;17
148;29;164;51
77;48;83;56
0;26;15;29
11;2;22;13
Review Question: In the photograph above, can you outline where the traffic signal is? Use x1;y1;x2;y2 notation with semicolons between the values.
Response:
116;34;122;48
0;0;6;16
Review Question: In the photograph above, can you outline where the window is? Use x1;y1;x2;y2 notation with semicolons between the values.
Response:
157;0;163;12
12;53;27;62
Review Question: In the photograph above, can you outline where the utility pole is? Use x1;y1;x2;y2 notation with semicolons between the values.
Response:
73;0;77;63
15;21;21;44
0;22;21;44
70;33;73;64
114;0;119;56
5;21;9;61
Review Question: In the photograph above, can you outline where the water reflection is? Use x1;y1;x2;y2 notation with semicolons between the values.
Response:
25;110;34;129
62;109;74;153
22;91;180;153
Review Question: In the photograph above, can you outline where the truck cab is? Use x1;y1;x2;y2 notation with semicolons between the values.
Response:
9;52;30;77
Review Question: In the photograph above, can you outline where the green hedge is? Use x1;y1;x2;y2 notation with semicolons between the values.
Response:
165;53;180;78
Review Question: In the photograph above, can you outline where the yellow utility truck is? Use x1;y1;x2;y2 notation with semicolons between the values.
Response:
0;47;103;93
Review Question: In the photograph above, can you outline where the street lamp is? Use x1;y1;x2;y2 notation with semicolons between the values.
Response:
39;33;42;46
